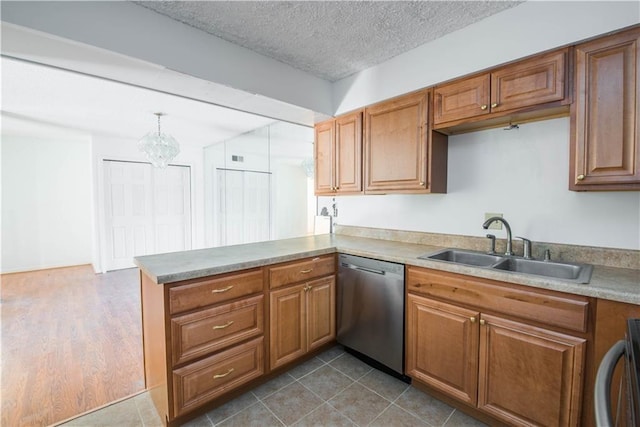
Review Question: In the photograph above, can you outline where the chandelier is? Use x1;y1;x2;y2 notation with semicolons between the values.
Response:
301;158;314;178
138;112;180;168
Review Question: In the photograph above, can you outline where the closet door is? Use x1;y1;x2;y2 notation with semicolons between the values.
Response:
103;160;191;271
217;169;271;246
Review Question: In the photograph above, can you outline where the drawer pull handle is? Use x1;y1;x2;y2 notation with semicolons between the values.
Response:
300;269;313;274
213;368;234;379
212;321;234;330
211;285;234;294
312;257;320;261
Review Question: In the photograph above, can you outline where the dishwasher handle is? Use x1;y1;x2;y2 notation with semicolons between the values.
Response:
341;263;386;276
594;339;626;427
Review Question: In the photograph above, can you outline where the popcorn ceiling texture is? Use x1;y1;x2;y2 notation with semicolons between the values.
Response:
133;1;522;82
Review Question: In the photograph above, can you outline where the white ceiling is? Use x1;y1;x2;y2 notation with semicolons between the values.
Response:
1;57;276;148
1;1;523;149
133;1;523;82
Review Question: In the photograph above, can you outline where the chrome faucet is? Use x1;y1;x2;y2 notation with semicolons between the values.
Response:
482;217;514;256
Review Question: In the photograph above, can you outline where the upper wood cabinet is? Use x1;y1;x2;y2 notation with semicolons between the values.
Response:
314;111;363;195
434;49;570;132
314;120;335;195
570;26;640;191
364;90;448;194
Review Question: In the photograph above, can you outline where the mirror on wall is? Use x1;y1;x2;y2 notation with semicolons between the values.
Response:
204;121;315;247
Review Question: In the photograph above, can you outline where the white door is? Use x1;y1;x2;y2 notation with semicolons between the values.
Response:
217;169;270;246
103;161;191;271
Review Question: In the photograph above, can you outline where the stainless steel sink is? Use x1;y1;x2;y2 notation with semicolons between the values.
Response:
418;248;505;267
492;257;593;283
418;248;593;284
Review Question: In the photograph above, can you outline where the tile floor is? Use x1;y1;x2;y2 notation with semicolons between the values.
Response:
61;346;487;427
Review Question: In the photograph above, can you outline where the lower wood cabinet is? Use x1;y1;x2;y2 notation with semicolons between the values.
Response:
406;295;479;405
172;337;264;417
477;314;585;426
406;267;588;426
141;254;337;425
141;268;267;426
269;276;336;370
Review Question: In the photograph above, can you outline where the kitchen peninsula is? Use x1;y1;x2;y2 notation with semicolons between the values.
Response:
136;228;639;426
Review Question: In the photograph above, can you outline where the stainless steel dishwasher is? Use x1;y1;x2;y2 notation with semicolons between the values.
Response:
337;253;405;377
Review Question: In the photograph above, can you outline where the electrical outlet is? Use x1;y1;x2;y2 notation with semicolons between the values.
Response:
484;213;503;230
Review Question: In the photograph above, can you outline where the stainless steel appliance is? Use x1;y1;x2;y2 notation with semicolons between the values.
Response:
595;318;640;426
337;254;405;376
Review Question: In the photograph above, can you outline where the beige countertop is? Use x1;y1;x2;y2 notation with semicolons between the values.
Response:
134;234;640;305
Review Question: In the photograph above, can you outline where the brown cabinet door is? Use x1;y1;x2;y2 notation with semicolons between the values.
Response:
478;314;585;427
314;120;335;195
434;74;491;125
364;91;430;192
571;27;640;190
306;276;336;351
406;294;479;405
269;284;306;370
335;111;363;194
491;49;567;114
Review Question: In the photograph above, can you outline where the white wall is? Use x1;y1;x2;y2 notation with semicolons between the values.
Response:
91;136;206;272
323;1;640;251
1;134;93;273
324;118;640;250
1;1;333;116
333;1;640;113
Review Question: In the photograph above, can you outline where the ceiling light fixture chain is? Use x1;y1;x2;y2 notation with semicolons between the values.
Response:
138;112;180;168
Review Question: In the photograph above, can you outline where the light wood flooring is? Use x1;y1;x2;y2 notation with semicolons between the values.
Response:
1;265;144;426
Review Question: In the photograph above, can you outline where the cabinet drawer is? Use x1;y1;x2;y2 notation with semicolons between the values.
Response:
172;337;264;417
171;295;264;366
407;267;589;333
169;269;264;314
269;255;335;289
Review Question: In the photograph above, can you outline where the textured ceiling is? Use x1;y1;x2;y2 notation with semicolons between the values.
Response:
133;1;523;82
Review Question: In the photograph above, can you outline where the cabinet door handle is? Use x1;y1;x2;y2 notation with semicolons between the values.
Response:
491;103;498;108
211;285;234;293
212;321;234;330
213;368;234;379
480;105;488;110
470;317;476;323
480;319;486;326
300;269;313;274
577;174;585;181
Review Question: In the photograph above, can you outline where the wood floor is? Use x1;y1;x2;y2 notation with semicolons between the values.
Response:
1;265;144;426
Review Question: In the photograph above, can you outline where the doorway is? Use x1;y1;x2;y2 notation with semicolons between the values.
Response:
103;160;192;270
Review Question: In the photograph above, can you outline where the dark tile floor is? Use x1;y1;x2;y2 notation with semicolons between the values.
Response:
62;346;487;427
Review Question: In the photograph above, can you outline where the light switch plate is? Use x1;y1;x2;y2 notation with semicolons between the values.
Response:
484;213;503;229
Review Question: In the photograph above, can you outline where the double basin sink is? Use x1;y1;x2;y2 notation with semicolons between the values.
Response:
419;248;593;284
